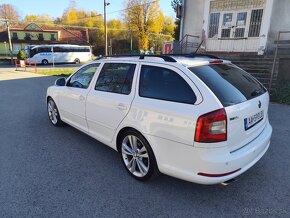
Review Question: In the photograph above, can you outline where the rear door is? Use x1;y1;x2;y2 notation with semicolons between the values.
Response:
86;62;138;143
132;63;203;146
189;63;268;150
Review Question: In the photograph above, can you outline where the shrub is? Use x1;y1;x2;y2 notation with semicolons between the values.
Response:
17;50;26;60
271;80;290;105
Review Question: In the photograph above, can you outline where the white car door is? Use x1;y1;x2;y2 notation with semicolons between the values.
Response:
132;63;203;146
58;63;100;132
86;62;138;144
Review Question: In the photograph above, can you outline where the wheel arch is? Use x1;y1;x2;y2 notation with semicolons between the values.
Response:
46;95;63;119
47;95;53;102
116;127;151;153
42;59;49;65
116;127;137;152
116;126;160;177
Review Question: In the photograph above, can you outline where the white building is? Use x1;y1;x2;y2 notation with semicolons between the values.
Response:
180;0;290;55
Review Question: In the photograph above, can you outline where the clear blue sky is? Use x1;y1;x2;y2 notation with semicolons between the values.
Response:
2;0;175;20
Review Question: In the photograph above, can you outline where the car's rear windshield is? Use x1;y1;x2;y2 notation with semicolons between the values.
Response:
189;64;266;107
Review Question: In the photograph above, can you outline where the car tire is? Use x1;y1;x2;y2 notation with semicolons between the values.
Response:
74;58;80;64
118;130;159;181
42;59;49;65
47;98;63;127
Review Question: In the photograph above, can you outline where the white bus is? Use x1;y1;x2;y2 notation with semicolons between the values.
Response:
25;44;92;65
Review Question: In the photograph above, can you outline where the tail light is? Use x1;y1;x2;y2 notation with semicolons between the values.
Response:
195;108;227;143
209;59;223;64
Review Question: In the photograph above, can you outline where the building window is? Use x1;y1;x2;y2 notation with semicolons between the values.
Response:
12;44;21;52
222;13;233;27
235;28;245;38
51;34;56;41
209;13;220;38
221;29;231;38
248;9;263;37
221;13;233;38
24;33;31;40
38;33;44;41
235;12;247;38
12;32;18;40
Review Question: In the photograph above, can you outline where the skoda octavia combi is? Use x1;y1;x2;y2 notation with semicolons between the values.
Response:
46;54;272;185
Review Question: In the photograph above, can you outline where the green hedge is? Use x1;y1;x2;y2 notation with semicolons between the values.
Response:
271;80;290;105
17;50;26;60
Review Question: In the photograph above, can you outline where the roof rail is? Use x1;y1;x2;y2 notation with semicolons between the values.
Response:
95;54;177;62
165;53;220;59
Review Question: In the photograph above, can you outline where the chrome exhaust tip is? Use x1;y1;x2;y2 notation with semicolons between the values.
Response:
220;178;237;186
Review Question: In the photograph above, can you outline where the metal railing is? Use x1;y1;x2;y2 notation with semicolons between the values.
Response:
270;31;290;91
169;34;200;54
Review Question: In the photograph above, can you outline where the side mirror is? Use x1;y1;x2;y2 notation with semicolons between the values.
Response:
55;77;66;86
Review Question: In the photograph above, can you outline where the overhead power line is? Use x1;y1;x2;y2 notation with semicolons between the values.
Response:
105;0;159;15
0;0;164;30
0;0;173;45
1;19;173;37
13;0;160;24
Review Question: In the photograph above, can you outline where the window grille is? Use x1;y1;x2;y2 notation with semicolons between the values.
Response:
248;9;263;37
209;13;220;38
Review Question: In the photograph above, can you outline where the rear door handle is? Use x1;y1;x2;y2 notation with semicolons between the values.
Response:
117;103;127;111
79;95;85;101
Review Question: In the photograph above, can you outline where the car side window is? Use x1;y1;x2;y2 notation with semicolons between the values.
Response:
67;63;100;89
139;65;197;104
95;63;136;95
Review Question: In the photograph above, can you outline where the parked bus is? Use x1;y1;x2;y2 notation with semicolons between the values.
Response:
25;44;92;65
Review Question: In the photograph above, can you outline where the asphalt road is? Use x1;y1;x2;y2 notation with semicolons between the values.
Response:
0;76;289;217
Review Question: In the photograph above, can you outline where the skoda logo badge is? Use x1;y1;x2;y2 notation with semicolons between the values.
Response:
258;101;261;108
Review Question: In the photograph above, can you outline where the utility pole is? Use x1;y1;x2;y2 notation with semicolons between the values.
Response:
104;0;110;56
130;31;133;52
4;41;7;57
1;18;13;64
109;38;112;55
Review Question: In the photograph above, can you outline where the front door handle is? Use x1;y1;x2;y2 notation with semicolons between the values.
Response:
79;95;85;101
117;103;127;111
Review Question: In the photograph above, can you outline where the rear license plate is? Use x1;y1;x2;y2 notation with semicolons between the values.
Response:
244;110;264;130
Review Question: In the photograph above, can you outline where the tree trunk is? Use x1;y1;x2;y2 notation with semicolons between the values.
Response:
138;33;149;50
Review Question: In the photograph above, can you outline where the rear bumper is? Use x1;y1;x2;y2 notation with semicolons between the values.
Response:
148;121;272;185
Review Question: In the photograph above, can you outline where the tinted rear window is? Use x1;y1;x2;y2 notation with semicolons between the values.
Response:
189;64;266;106
139;65;197;104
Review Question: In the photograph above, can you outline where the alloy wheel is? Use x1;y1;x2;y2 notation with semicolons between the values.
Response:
121;135;150;177
47;100;58;125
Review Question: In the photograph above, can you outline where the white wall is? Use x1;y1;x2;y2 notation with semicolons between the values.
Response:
267;0;290;53
181;0;205;39
258;0;273;55
181;0;290;54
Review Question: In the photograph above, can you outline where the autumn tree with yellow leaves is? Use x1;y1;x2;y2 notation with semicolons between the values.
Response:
21;0;175;54
124;0;168;50
24;14;54;24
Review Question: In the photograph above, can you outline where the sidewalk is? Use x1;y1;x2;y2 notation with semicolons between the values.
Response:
0;67;46;81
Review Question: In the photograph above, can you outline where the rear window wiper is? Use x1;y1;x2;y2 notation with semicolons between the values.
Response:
251;89;263;97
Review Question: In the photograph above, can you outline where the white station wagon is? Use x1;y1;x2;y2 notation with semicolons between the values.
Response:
46;54;272;185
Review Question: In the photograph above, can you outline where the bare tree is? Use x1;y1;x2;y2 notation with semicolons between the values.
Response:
0;4;20;21
171;0;182;40
171;0;182;12
0;4;20;64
